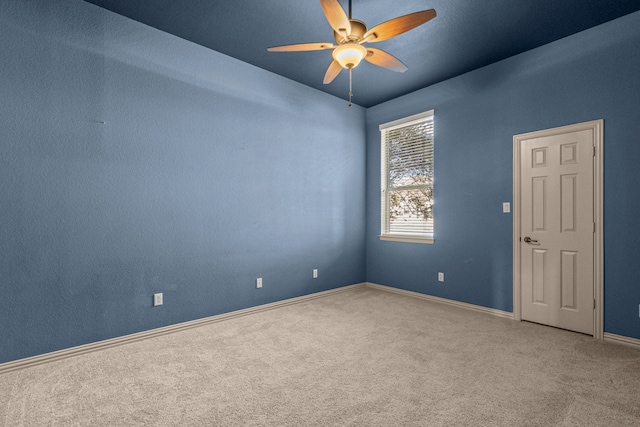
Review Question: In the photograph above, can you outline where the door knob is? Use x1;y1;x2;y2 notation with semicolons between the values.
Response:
523;236;538;244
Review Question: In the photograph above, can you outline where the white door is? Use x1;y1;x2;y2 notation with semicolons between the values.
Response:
517;126;595;335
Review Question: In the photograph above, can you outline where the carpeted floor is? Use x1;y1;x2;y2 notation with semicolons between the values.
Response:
1;286;639;426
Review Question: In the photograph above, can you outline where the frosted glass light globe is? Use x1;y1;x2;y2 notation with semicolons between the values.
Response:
332;44;367;69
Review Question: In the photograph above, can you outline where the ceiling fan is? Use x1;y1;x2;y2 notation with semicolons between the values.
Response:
267;0;436;106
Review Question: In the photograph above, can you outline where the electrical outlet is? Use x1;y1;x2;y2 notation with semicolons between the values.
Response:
153;293;163;306
438;272;444;282
256;278;262;289
313;269;318;279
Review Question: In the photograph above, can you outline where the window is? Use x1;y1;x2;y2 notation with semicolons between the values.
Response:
380;110;434;244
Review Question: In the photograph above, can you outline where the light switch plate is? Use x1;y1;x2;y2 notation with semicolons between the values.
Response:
503;202;511;213
153;293;163;306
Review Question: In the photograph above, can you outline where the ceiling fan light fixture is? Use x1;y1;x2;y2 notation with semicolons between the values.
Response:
332;43;367;69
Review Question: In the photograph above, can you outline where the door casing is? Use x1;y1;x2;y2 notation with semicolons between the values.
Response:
513;120;603;339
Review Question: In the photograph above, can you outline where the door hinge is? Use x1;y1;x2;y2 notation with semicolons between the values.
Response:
593;146;596;157
593;299;596;310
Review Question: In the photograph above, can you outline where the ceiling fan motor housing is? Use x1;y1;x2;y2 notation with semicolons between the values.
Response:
334;19;367;44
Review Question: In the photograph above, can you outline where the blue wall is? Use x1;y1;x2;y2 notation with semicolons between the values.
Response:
2;2;639;365
0;0;366;363
366;11;640;339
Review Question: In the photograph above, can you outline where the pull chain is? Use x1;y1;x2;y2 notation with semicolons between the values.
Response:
347;0;354;106
348;67;353;107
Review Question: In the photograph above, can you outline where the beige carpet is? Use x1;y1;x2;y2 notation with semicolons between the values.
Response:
1;287;639;426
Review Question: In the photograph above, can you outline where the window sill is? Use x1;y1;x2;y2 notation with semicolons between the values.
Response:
379;234;434;244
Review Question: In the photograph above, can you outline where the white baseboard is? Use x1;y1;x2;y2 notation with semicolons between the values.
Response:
603;332;640;349
0;283;366;375
4;282;636;375
365;282;514;320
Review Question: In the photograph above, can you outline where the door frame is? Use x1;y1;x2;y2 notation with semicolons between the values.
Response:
512;120;604;339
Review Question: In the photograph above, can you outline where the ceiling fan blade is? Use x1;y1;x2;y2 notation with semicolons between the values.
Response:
323;59;343;84
363;9;436;43
320;0;351;36
268;42;334;52
365;48;408;73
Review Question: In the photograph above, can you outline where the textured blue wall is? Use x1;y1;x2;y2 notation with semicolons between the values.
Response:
0;1;366;363
2;2;639;365
366;11;640;339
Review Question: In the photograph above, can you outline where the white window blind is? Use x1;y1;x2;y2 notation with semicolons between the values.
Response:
380;110;434;243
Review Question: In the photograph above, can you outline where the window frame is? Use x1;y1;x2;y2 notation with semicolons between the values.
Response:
379;109;435;244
